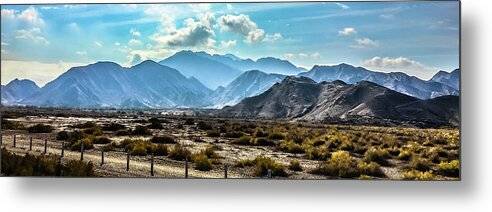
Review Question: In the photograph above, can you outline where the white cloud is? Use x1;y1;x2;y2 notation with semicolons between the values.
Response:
361;56;437;79
128;39;143;47
1;60;85;86
129;54;143;66
264;33;283;42
94;41;103;47
67;22;80;32
218;14;266;43
75;51;87;56
2;7;45;27
15;28;49;45
284;52;321;60
151;14;215;48
338;27;357;36
379;14;395;19
130;28;141;37
227;4;234;10
335;3;350;10
189;3;211;13
220;40;237;48
350;37;379;48
114;42;121;46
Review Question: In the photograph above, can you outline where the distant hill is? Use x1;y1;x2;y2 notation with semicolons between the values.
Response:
1;79;40;105
219;76;459;126
298;63;458;99
430;69;460;90
210;70;286;108
21;60;211;108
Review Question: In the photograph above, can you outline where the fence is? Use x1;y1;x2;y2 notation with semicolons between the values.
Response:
1;134;276;179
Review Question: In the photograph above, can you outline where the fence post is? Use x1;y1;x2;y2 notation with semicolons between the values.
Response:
61;141;64;158
13;135;16;147
150;153;154;176
185;158;188;178
80;142;84;161
126;152;130;171
101;149;104;166
57;156;62;177
267;169;272;178
44;139;47;154
224;164;228;179
29;137;32;151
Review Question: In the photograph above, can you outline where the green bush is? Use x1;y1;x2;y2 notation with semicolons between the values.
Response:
83;126;103;136
437;160;459;177
93;136;112;144
27;123;53;133
148;118;163;129
410;156;432;172
70;138;94;151
304;146;330;160
235;158;256;167
364;147;390;166
397;150;412;161
1;119;25;130
253;156;288;177
152;144;168;156
253;137;275;146
132;125;152;136
150;135;176;144
402;170;435;180
223;131;244;138
1;148;95;177
278;140;304;154
197;121;213;130
310;151;360;178
268;132;285;140
56;131;70;140
206;130;220;137
102;123;126;131
288;159;303;171
357;161;385;177
184;118;195;125
71;121;97;129
254;129;269;138
232;135;252;145
192;152;212;171
168;143;192;161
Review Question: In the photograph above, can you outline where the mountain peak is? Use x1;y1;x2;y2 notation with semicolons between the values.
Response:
282;76;316;84
133;60;160;68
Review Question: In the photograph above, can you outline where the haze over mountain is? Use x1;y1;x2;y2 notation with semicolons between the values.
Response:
20;60;211;108
211;70;286;108
430;69;460;90
1;79;40;105
159;50;305;89
298;63;459;99
220;76;459;126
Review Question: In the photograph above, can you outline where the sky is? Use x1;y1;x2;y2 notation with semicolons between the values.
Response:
1;2;459;86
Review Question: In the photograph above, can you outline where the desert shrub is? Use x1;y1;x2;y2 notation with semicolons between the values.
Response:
310;151;359;178
402;170;435;180
147;118;163;129
71;121;97;129
92;136;112;144
311;139;326;147
364;147;390;166
150;135;176;144
115;130;131;136
232;135;252;145
253;156;288;177
193;137;206;143
27;123;53;133
1;148;95;177
357;161;385;177
70;138;94;151
254;129;269;138
288;159;303;171
278;140;304;154
410;156;432;172
437;160;459;177
235;158;256;167
206;130;220;137
203;145;220;159
102;143;116;152
152;144;168;156
132;125;152;136
267;132;285;140
197;121;213;130
223;131;244;138
130;142;148;156
102;123;126;131
253;137;275;146
184;118;195;125
304;146;330;160
397;150;413;161
83;126;103;136
56;131;70;140
192;152;212;171
1;119;25;130
168;143;192;161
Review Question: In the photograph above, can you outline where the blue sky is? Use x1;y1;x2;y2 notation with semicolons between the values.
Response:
1;2;459;86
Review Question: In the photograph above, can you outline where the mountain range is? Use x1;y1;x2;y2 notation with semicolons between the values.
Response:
1;50;460;125
219;76;459;126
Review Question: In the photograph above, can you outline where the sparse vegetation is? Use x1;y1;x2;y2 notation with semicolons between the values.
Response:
150;135;176;144
27;123;54;133
168;143;192;161
288;159;303;171
402;170;435;180
437;160;459;177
